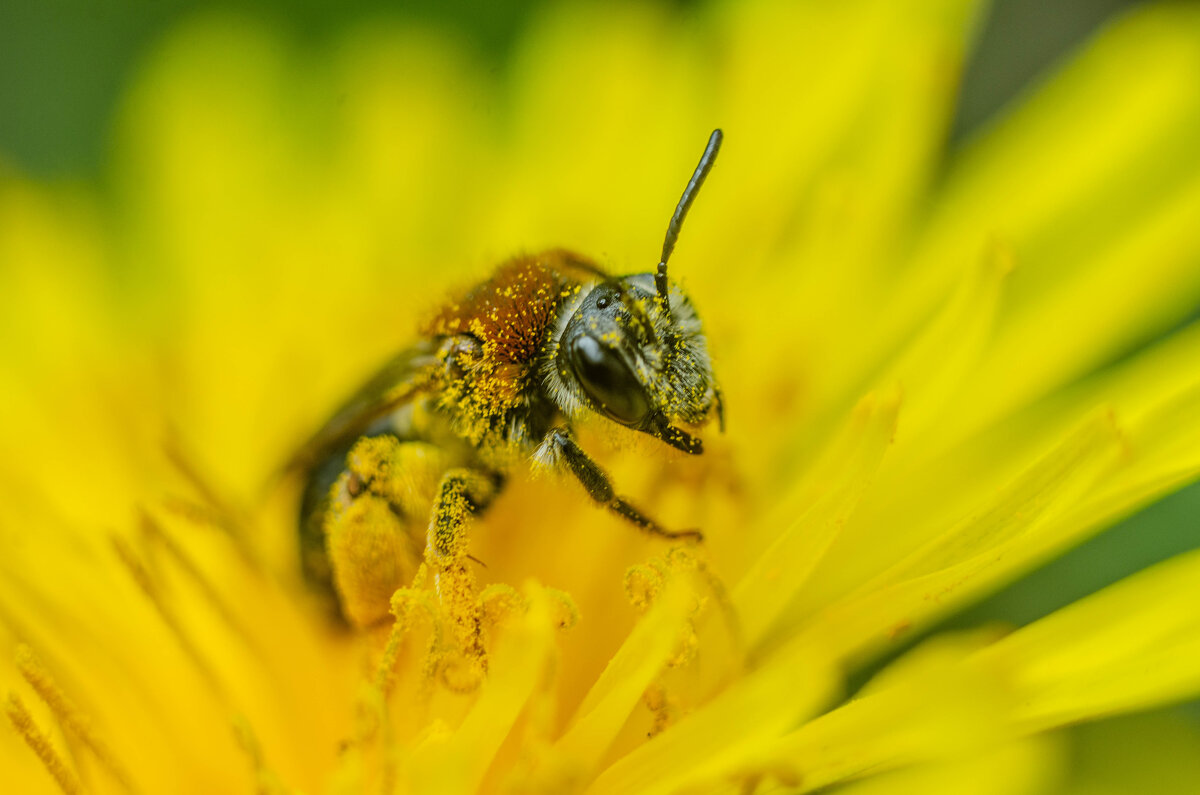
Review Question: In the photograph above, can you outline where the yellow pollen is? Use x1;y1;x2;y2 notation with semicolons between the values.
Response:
379;572;443;702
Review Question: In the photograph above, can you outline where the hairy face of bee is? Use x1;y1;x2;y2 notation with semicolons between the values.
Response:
546;274;720;453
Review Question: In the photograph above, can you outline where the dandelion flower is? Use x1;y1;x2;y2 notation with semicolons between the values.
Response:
4;1;1200;793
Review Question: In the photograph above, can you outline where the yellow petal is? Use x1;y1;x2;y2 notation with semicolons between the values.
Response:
589;638;839;795
874;239;1011;446
971;547;1200;733
809;310;1200;617
892;2;1200;448
735;387;900;649
835;737;1062;795
940;175;1200;452
788;411;1122;664
553;577;694;774
1062;379;1200;538
902;1;1200;328
709;0;982;429
737;545;1200;793
742;631;1017;793
407;585;558;793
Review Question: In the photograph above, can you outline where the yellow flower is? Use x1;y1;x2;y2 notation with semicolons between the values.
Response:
4;1;1200;793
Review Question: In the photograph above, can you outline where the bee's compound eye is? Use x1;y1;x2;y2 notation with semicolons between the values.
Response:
570;335;650;426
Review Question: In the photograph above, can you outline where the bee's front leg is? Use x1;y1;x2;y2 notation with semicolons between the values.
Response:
427;468;501;566
541;428;703;542
425;468;502;685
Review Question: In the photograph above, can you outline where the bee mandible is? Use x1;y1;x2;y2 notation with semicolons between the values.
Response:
291;130;725;644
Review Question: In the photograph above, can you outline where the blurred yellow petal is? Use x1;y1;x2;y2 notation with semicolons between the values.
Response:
732;546;1200;791
835;737;1062;795
712;0;983;420
748;632;1019;792
934;176;1200;453
973;548;1200;732
893;1;1200;445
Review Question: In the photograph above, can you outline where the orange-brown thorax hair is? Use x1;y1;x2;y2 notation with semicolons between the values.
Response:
422;251;602;441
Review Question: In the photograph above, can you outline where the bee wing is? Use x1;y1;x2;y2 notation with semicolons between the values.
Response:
279;341;440;480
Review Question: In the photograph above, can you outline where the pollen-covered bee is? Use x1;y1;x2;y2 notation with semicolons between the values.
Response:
290;131;725;639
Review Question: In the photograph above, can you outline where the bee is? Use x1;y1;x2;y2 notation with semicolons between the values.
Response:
291;130;725;636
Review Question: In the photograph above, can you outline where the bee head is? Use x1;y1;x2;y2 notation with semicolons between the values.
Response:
552;274;721;453
545;130;725;454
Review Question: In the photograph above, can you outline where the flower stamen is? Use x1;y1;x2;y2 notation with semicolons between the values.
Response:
479;582;528;627
233;715;292;795
111;535;228;702
5;692;83;795
162;433;258;568
377;569;441;699
15;645;138;793
138;509;256;650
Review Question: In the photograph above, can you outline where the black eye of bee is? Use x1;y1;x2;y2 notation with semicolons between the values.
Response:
568;335;649;426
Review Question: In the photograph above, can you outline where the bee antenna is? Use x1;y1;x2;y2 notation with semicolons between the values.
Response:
656;129;723;313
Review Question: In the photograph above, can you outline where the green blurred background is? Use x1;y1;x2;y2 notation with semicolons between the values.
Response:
4;0;1199;773
0;0;1143;174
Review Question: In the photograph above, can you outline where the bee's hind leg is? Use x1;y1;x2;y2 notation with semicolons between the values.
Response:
425;467;503;687
542;428;703;542
319;435;438;628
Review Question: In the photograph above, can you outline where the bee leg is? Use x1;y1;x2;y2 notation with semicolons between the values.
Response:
320;435;436;628
426;468;502;685
325;491;420;628
544;428;703;542
427;468;500;565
